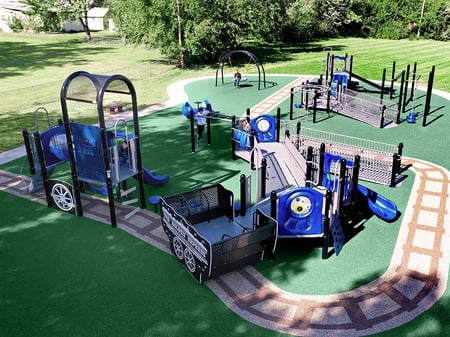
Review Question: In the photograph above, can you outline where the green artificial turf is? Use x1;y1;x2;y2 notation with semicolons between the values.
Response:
0;191;292;337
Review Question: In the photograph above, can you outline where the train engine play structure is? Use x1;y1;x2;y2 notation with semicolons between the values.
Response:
161;111;399;282
22;71;169;227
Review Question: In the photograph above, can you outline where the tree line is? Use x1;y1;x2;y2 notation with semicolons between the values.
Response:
18;0;450;67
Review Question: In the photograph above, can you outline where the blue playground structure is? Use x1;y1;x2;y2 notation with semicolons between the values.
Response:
232;114;398;253
22;72;169;227
161;112;399;282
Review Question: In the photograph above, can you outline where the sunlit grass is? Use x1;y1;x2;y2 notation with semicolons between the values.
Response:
0;34;449;152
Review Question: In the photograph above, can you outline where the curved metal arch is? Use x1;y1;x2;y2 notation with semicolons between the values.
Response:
215;50;266;90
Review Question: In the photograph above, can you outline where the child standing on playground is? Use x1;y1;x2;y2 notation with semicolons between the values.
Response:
195;107;208;140
234;69;242;87
119;140;129;164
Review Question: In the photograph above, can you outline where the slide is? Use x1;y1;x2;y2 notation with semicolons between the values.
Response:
357;184;398;221
348;71;392;94
142;167;170;186
84;182;108;196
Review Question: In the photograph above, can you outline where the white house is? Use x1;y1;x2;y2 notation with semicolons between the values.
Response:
62;7;110;32
0;1;110;33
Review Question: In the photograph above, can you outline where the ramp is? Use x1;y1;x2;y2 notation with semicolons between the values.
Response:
259;141;307;191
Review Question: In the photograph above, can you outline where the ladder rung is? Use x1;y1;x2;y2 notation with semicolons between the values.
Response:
122;198;138;206
121;186;137;197
124;207;140;220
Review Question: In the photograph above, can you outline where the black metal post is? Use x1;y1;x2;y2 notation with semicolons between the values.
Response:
306;146;313;187
289;87;294;120
351;155;360;205
276;107;281;142
270;190;277;220
190;109;195;153
423;65;435;127
260;158;267;199
239;174;246;217
322;189;332;259
402;64;410;114
319;143;326;186
206;115;211;145
231;115;236;160
22;129;35;175
338;159;346;207
390;61;396;99
33;132;52;207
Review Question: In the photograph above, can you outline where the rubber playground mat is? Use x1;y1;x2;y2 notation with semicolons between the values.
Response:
1;74;450;336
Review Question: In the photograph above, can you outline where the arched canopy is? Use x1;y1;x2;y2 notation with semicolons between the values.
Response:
59;71;145;228
215;50;266;90
60;71;138;121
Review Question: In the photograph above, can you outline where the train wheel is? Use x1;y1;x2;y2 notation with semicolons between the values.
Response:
184;249;196;273
173;237;184;260
51;183;74;212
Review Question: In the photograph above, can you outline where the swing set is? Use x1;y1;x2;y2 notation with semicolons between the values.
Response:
215;50;266;90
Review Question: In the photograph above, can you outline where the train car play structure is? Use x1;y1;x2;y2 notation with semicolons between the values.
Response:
162;110;399;282
160;184;278;283
22;71;169;227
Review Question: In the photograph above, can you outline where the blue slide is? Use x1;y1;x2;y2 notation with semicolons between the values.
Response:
84;182;108;196
357;185;398;221
142;167;170;186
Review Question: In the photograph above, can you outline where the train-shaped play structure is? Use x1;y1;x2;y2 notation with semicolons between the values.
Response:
22;72;169;227
162;112;400;283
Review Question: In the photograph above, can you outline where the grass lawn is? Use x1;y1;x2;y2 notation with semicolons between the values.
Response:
1;33;449;152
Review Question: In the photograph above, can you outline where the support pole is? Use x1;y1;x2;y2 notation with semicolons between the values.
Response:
22;129;35;175
231;115;236;160
423;65;435;127
306;146;313;188
190;110;195;153
239;174;246;217
33;132;52;208
402;64;411;114
276;107;281;143
260;158;267;200
322;189;332;260
289;87;294;120
390;61;396;99
318;143;326;186
270;191;277;220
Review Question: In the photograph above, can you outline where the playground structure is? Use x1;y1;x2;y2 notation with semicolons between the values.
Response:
163;111;398;282
160;184;277;283
22;72;169;227
233;108;404;187
290;52;436;128
181;99;404;187
215;50;267;90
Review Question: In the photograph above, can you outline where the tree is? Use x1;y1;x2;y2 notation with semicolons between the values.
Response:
285;0;363;41
112;0;238;67
54;0;96;40
21;0;60;32
110;0;448;66
21;0;102;39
